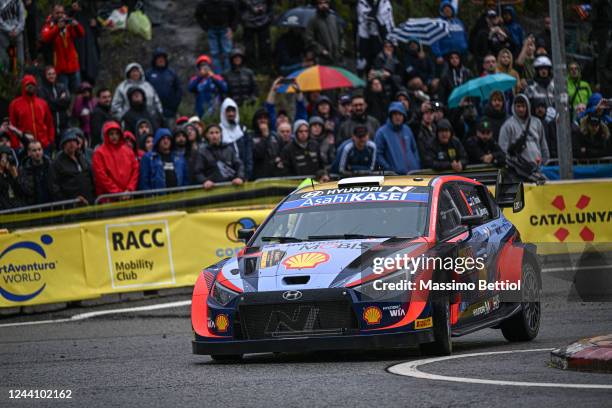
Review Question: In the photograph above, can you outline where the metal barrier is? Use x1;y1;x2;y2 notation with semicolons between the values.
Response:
0;199;82;216
545;157;612;166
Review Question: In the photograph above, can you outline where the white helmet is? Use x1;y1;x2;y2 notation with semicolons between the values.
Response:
533;56;553;69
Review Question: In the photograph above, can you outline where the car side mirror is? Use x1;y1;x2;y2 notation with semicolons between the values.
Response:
237;228;255;243
461;214;485;240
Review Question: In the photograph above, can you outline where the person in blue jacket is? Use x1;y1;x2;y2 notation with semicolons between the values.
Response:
501;6;524;55
431;1;468;64
188;55;227;119
145;48;182;122
375;102;421;174
138;128;189;190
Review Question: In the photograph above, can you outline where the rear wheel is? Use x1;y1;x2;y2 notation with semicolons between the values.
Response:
419;297;452;356
501;262;541;342
210;354;243;362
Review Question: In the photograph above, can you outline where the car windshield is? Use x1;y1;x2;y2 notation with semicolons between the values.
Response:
252;187;430;246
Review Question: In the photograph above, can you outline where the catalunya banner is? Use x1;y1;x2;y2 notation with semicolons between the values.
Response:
0;210;271;308
503;180;612;245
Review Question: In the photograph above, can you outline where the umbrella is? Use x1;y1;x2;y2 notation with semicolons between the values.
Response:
388;18;449;46
447;73;517;108
275;6;345;29
276;65;365;93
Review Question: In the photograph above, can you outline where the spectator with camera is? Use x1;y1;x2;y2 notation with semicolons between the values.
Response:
49;128;95;204
40;3;84;92
0;143;22;209
499;94;549;182
18;140;52;205
189;55;227;119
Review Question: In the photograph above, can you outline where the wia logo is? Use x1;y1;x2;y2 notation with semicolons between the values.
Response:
0;234;55;302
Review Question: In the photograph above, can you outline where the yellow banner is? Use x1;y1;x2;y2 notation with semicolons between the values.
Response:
0;225;96;307
504;180;612;244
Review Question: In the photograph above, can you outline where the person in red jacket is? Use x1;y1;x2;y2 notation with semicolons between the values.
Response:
40;3;85;92
92;121;139;199
8;75;55;152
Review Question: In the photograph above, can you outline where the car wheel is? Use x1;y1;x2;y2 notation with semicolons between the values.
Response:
419;297;452;356
501;261;541;342
210;354;243;362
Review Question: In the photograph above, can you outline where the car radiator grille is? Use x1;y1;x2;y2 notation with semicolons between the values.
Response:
237;301;358;340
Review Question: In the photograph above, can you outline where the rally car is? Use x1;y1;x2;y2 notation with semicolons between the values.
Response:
191;174;541;360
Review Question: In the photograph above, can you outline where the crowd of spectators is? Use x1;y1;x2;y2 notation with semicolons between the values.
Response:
1;0;611;210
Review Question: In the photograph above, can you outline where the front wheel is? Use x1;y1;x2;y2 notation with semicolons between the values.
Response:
419;298;452;356
501;262;541;342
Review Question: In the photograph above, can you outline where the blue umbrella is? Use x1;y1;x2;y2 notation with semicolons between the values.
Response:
447;74;518;108
387;18;449;46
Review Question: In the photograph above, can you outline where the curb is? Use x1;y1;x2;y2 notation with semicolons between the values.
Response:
551;334;612;373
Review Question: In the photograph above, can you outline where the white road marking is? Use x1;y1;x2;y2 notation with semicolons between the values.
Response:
542;264;612;273
0;300;191;328
388;348;612;389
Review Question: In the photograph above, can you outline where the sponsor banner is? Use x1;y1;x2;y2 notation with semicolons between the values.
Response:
504;180;612;244
0;226;95;307
1;210;270;307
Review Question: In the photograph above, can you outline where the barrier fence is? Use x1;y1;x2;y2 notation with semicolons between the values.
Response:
1;177;611;308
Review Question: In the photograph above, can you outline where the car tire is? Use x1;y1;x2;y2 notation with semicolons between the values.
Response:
419;297;452;356
501;261;541;342
210;354;243;362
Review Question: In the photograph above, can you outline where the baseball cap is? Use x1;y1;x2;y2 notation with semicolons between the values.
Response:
339;94;351;105
477;119;493;132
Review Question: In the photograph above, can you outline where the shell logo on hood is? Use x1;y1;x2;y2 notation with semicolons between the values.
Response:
282;252;330;269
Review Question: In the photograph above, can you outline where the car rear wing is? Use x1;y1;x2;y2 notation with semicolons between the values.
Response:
407;167;524;213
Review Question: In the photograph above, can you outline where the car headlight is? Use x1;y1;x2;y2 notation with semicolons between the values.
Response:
352;269;411;301
211;281;239;306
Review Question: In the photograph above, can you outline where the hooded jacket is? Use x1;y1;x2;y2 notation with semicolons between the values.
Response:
431;1;468;58
121;87;163;136
92;121;140;196
40;15;84;74
139;128;189;190
281;121;323;176
421;119;468;170
482;90;508;141
112;63;164;119
250;108;284;179
375;102;421;174
572;116;612;158
188;64;227;118
17;155;52;205
240;0;273;29
501;6;524;51
145;48;183;118
38;71;71;138
219;98;253;179
439;52;473;101
48;143;95;203
191;132;246;184
499;94;549;167
8;76;55;149
222;58;258;107
305;8;344;64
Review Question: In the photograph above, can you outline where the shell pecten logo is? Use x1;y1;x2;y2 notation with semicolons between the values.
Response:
215;314;230;332
363;306;382;325
282;252;330;269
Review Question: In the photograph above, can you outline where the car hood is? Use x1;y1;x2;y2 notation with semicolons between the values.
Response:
215;237;430;292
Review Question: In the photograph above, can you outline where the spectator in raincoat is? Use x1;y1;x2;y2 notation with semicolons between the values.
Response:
111;62;164;120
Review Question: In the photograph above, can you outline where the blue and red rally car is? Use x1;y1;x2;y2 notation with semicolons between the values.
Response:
192;174;540;360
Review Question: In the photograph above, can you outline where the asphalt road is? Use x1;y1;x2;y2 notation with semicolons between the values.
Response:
1;272;611;408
